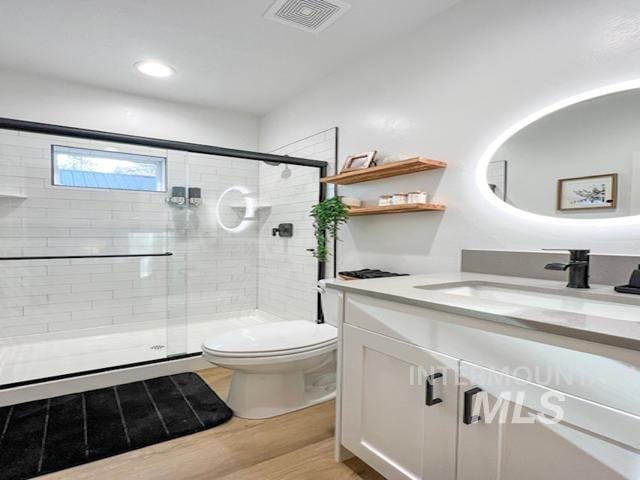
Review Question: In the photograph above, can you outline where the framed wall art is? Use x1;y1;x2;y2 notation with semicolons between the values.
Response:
557;173;617;211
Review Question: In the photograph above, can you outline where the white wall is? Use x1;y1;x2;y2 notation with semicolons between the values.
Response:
259;0;640;275
0;69;259;150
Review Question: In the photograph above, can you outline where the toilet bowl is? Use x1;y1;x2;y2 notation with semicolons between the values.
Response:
202;280;340;419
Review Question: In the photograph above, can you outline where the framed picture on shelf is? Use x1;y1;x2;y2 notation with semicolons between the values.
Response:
340;151;377;173
557;173;617;211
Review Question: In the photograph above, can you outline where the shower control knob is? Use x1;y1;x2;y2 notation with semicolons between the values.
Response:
272;223;294;237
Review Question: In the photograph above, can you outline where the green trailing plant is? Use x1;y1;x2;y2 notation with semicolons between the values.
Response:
310;196;349;263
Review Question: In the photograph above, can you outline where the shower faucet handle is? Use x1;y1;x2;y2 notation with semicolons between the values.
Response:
188;187;202;207
272;223;294;238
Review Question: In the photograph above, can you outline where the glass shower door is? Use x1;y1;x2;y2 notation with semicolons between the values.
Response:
174;152;322;356
181;152;261;352
163;149;189;358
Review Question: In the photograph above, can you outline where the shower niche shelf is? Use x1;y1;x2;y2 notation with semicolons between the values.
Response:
320;157;446;185
230;204;271;210
348;203;446;216
0;192;27;199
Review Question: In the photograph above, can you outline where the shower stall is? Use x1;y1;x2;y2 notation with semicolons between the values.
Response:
0;119;326;388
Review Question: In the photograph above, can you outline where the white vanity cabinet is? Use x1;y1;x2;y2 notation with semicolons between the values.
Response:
457;363;640;480
341;324;459;480
337;292;640;480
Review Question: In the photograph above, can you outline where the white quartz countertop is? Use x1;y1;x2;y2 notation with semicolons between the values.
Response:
325;272;640;351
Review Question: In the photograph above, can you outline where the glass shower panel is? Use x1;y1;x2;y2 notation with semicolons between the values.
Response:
177;153;322;354
257;161;320;322
164;149;188;357
182;153;260;352
0;128;180;386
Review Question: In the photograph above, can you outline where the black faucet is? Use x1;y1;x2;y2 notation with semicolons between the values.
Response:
543;249;590;289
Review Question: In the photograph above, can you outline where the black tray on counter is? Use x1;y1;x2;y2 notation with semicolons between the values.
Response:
339;268;409;280
614;284;640;295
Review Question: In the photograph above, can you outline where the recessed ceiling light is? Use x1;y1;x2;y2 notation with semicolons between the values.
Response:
135;61;175;78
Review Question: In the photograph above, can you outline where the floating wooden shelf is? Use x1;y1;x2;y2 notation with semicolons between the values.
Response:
320;157;446;185
348;203;446;216
339;274;359;281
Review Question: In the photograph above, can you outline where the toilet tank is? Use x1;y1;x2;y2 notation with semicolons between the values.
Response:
317;279;341;327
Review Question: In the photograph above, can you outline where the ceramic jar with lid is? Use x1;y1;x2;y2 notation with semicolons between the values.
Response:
392;193;408;205
408;191;429;204
378;195;393;206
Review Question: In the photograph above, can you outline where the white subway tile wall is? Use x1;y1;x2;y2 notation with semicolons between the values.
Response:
260;128;337;320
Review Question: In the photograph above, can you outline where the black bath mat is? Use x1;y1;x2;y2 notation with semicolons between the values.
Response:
0;373;233;480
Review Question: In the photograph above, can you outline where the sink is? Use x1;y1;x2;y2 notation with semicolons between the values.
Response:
417;281;640;322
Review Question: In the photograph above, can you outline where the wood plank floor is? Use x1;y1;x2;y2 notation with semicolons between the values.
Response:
41;367;384;480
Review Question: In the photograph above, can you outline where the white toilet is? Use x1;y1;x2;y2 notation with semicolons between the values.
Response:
202;280;339;419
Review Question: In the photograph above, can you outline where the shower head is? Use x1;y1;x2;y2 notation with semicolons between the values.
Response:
263;159;290;178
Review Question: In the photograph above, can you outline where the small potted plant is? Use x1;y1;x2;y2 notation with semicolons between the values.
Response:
310;196;349;263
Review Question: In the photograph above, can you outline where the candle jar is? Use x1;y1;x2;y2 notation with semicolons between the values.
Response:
408;191;429;204
392;193;408;205
342;197;362;207
378;195;393;206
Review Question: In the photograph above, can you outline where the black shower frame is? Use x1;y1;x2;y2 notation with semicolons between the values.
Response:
0;117;328;390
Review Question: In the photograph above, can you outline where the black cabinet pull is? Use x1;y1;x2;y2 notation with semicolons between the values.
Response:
425;372;443;406
463;387;483;425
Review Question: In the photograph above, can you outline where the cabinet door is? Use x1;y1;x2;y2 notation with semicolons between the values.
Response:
341;324;459;480
457;362;640;480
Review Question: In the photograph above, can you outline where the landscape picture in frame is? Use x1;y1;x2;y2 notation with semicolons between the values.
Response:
557;173;617;211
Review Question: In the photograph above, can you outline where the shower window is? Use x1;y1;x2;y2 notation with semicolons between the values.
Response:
51;145;167;192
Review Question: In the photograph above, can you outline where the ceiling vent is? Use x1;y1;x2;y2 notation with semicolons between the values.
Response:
264;0;351;34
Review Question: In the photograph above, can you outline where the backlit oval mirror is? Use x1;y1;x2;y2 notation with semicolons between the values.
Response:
486;88;640;219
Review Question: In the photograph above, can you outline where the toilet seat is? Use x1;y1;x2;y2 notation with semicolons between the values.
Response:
202;320;337;358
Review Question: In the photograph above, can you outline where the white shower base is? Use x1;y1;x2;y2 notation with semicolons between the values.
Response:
0;310;283;386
